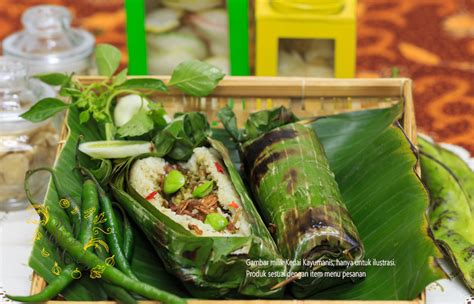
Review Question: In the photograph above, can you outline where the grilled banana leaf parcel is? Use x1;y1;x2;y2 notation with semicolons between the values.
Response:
219;107;365;297
111;113;285;298
418;137;474;292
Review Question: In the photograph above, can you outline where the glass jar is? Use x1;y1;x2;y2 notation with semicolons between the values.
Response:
2;5;95;75
0;57;57;211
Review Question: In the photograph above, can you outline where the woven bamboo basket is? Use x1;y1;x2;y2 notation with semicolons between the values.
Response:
30;76;424;304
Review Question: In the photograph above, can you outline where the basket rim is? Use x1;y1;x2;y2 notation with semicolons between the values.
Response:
30;76;421;304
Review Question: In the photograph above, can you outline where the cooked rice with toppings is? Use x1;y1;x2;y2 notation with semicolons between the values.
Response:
129;147;250;237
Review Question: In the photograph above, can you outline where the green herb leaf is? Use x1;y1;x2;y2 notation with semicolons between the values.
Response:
95;44;122;77
168;60;224;97
116;109;154;138
218;106;298;142
147;103;168;129
113;68;128;86
59;86;82;97
217;106;244;142
79;110;90;124
20;98;69;122
118;78;168;92
34;73;70;86
153;112;210;161
245;106;299;141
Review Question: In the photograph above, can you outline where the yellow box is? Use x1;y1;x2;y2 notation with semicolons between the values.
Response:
255;0;356;78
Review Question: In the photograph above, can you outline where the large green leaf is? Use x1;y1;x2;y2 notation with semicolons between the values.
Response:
213;103;443;300
307;105;443;299
168;60;225;97
418;137;474;292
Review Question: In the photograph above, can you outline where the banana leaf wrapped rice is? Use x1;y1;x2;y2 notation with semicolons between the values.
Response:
111;113;286;298
219;107;365;297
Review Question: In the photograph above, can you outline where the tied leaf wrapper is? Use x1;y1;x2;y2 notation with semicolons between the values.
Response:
110;140;286;298
241;122;365;298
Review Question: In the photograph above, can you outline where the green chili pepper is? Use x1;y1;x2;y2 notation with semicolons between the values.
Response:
79;179;99;245
204;213;228;231
95;223;137;303
163;170;186;194
101;283;138;304
25;168;81;236
192;180;214;198
33;209;185;304
78;165;138;280
7;265;77;302
113;202;135;261
7;177;92;302
78;180;135;303
97;181;137;280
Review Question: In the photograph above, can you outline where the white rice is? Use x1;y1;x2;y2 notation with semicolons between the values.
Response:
129;147;250;238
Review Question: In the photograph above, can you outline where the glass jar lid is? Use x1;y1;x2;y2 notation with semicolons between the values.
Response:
0;57;56;134
2;5;95;73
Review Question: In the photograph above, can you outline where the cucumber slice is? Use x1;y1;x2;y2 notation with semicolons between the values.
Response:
146;8;183;34
79;141;153;159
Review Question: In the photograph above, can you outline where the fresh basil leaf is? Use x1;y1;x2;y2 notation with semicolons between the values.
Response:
218;106;298;142
59;86;81;97
116;109;154;138
34;73;70;86
155;119;194;160
79;111;90;124
118;78;168;92
20;98;69;122
113;68;128;86
217;106;244;142
168;60;225;97
244;106;299;140
148;103;168;129
153;112;211;161
95;44;121;77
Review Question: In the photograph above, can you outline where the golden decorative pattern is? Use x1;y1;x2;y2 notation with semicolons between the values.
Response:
90;264;106;279
59;198;70;209
51;262;62;276
105;255;116;266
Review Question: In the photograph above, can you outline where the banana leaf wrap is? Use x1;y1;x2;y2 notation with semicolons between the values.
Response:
110;139;286;299
241;122;364;297
418;137;474;292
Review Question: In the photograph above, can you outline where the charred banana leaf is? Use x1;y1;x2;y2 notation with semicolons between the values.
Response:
418;137;474;292
111;140;286;298
241;122;364;297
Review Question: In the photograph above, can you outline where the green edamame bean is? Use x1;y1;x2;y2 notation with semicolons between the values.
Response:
192;181;214;198
204;213;228;231
163;170;186;194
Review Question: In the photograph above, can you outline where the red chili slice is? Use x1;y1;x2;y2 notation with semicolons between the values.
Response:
145;191;158;201
228;201;239;209
214;162;224;173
